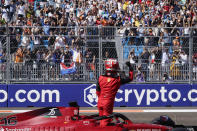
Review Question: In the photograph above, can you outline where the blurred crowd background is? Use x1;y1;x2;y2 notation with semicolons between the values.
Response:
0;0;197;83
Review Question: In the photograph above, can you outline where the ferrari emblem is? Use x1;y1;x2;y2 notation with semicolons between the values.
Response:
107;78;111;82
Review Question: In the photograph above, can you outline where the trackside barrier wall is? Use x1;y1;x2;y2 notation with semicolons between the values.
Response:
0;84;196;107
0;84;7;107
191;84;197;106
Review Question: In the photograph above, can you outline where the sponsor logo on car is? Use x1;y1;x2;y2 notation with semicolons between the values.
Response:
84;84;98;107
3;128;31;131
48;108;57;116
43;108;61;118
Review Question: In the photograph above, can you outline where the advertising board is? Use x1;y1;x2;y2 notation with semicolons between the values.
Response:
0;84;7;107
7;84;87;107
3;84;197;107
190;84;197;106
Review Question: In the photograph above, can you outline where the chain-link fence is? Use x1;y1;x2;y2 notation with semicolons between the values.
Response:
0;26;197;84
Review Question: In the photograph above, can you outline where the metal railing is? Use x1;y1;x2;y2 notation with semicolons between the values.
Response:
0;26;197;84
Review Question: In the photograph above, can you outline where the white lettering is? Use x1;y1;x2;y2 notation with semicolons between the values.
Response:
115;89;123;102
0;90;7;102
168;90;181;102
160;86;167;102
134;89;145;105
15;90;60;103
5;128;31;131
125;89;132;102
188;89;197;102
41;90;60;102
15;90;26;102
147;89;159;105
27;90;40;102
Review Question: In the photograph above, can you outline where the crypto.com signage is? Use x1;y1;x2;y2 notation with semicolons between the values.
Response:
84;84;197;107
0;84;196;107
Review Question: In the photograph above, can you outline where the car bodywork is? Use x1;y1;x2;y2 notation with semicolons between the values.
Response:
0;106;172;131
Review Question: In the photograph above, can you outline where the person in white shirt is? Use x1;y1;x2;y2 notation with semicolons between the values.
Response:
54;35;66;50
32;35;41;49
179;50;188;79
161;48;170;73
149;48;156;80
21;31;30;49
72;45;82;64
179;51;188;65
17;2;25;18
137;24;145;45
72;45;82;80
117;25;126;37
128;48;136;65
4;0;11;6
55;0;61;8
2;7;8;22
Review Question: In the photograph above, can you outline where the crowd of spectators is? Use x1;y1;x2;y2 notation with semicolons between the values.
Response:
0;0;197;82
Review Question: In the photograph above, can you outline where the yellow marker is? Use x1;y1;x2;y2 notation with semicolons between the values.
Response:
107;78;111;82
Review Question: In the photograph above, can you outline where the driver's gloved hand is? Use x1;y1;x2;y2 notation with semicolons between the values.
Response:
125;61;133;71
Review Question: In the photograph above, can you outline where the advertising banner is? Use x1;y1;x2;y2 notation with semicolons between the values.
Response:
5;84;197;107
0;84;7;107
84;84;196;107
7;84;89;107
190;84;197;106
114;84;195;107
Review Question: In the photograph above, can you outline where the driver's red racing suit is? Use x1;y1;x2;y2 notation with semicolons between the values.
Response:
96;70;133;126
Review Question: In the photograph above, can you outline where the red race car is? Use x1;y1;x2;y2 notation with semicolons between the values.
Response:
0;103;195;131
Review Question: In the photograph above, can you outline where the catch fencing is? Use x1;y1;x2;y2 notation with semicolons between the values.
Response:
0;26;196;84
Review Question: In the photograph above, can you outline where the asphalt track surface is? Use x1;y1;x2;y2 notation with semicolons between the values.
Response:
0;107;197;126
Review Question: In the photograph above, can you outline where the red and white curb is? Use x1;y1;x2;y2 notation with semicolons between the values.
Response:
0;109;197;113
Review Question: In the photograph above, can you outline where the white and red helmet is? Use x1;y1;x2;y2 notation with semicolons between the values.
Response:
105;59;119;71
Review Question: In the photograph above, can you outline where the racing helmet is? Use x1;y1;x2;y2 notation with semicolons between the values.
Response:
105;58;119;71
151;115;175;127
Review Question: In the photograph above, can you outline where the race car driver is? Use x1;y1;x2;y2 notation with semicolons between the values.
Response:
96;59;133;127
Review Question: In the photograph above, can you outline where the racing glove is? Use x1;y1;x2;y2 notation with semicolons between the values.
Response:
125;61;134;71
125;61;134;81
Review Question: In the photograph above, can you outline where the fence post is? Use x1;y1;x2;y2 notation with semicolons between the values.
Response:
99;26;102;76
189;28;193;84
6;23;10;84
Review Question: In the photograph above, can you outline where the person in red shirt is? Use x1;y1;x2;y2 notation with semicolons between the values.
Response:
96;16;101;25
96;59;133;127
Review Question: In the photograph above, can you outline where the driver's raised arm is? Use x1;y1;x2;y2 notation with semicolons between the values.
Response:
120;62;134;84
